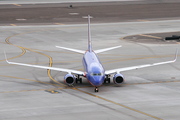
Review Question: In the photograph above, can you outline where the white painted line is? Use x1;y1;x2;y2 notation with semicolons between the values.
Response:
82;16;93;19
1;0;142;5
16;19;27;21
69;13;79;15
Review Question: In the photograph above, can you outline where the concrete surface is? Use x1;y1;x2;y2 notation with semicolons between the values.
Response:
0;19;180;120
1;1;180;120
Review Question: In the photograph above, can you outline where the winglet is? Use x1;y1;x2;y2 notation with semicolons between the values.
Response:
173;48;178;62
4;51;9;64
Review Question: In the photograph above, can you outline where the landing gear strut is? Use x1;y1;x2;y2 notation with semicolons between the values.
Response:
76;75;82;84
94;87;99;92
104;75;110;84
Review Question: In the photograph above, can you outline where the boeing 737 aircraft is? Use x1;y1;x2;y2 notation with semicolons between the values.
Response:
5;15;178;92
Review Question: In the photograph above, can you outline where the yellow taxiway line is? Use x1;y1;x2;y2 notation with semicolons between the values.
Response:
55;23;65;25
138;34;162;39
13;4;21;7
4;30;66;87
24;47;67;87
10;24;17;26
0;79;179;94
73;88;162;120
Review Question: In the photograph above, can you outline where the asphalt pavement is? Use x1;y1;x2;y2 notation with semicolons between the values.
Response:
1;1;180;25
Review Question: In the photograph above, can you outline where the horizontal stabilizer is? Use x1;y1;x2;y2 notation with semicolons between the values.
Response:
56;46;85;54
94;45;122;54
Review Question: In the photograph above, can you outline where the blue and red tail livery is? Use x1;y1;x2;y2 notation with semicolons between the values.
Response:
5;15;178;92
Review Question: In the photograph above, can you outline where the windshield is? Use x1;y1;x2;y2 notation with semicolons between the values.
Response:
91;72;103;76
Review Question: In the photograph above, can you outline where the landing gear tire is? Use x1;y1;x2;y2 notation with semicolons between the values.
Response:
76;78;82;83
94;87;99;92
76;75;82;84
104;75;110;84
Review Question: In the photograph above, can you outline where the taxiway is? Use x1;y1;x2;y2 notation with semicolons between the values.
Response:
0;1;180;120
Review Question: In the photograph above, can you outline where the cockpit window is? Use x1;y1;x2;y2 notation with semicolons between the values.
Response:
91;72;103;76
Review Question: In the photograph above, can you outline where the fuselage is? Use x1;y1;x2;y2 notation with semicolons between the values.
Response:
82;51;105;87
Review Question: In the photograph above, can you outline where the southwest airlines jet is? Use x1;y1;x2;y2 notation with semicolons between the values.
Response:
5;15;178;92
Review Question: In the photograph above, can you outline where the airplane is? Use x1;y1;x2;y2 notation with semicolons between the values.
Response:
5;15;178;92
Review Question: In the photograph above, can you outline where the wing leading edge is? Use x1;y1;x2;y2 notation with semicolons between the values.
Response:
105;49;178;75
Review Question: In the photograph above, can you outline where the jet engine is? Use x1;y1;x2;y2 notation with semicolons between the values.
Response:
113;73;124;84
64;74;75;85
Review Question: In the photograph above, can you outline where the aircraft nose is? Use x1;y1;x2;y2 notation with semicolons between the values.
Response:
92;76;104;86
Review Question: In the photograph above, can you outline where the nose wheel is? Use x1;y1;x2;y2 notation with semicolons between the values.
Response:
94;87;99;92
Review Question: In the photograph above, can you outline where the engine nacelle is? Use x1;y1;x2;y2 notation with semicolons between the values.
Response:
113;73;124;84
64;74;75;85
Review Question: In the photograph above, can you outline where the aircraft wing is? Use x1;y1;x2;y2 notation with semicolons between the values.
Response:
7;60;85;75
4;52;84;76
105;49;178;75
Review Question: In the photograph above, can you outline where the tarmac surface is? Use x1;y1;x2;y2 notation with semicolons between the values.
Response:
0;1;180;120
1;0;180;25
0;0;141;4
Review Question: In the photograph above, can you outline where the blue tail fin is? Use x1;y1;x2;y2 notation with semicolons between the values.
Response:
88;15;92;52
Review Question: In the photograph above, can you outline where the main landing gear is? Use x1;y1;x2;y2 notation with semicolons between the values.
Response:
76;75;82;84
94;87;99;92
104;75;110;84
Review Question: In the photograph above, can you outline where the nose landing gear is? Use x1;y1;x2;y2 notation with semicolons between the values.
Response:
94;87;99;92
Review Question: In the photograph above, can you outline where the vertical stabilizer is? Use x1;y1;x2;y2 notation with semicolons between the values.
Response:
88;15;92;52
